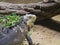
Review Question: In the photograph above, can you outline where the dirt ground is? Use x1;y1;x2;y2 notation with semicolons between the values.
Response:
23;19;60;45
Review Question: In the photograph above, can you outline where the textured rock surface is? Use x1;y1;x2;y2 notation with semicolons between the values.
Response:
0;2;60;20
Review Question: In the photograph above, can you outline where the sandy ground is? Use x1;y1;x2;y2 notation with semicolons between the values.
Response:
23;25;60;45
52;15;60;22
23;19;60;45
31;25;60;45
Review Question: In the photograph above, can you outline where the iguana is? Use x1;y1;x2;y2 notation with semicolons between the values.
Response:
0;14;36;45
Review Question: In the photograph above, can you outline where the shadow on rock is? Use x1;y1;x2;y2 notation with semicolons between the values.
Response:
35;19;60;32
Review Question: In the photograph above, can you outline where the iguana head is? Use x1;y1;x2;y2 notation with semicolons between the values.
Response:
22;14;36;28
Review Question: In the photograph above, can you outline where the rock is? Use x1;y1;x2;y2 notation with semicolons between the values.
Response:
55;0;60;3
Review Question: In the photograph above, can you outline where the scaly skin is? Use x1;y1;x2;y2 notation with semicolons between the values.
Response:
0;14;36;45
22;14;36;31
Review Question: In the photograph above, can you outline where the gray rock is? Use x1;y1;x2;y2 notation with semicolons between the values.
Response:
43;0;60;3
